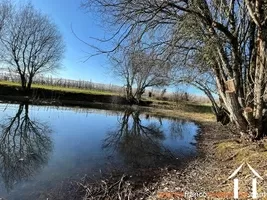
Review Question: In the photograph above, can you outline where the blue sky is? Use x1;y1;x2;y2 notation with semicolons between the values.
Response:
25;0;115;83
22;0;204;95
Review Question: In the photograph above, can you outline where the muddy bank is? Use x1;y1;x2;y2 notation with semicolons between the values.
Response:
147;122;234;200
39;156;195;200
148;122;267;200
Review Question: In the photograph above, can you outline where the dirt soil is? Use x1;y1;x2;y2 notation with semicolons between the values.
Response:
148;122;267;200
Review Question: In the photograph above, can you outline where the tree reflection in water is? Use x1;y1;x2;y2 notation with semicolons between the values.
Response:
0;104;52;192
169;119;187;140
103;110;178;168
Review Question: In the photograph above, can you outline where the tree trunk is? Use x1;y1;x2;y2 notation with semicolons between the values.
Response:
20;74;27;92
252;29;266;138
216;76;249;134
26;76;33;92
125;84;136;104
134;88;145;104
204;90;230;125
24;103;29;117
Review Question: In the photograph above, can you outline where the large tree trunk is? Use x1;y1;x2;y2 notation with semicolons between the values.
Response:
245;0;267;138
225;93;248;131
252;29;266;138
215;76;249;135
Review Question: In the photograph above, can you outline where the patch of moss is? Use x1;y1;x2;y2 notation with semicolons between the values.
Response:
216;141;240;155
216;140;267;164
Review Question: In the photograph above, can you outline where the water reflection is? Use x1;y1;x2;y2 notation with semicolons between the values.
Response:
169;119;187;140
103;110;178;168
0;104;52;192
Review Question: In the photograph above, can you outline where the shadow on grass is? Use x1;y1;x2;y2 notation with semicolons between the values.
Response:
182;104;213;114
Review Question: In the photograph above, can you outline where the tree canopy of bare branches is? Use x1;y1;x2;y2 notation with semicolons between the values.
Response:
0;1;11;34
82;0;267;139
0;2;65;92
110;44;171;103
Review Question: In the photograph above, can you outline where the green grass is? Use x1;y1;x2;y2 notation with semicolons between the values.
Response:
183;103;213;114
147;97;213;114
0;80;120;96
0;80;19;87
145;106;215;122
142;97;214;122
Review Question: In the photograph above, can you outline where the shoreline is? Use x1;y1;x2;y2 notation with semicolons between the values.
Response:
0;84;153;106
0;97;214;124
41;118;216;200
148;123;267;200
4;96;264;200
148;121;233;200
5;98;263;200
2;86;247;200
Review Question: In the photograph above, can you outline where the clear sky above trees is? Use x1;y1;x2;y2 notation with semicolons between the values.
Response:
19;0;203;95
27;0;112;83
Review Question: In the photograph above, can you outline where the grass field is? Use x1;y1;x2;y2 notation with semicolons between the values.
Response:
0;80;120;96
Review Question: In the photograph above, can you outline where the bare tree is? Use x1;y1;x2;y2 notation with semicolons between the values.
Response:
0;1;11;34
82;0;267;139
110;44;170;103
0;3;65;92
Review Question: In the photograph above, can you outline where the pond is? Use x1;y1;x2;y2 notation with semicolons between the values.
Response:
0;103;199;200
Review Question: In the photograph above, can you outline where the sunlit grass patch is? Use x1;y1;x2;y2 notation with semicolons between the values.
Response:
216;139;267;164
185;103;213;114
0;80;20;86
145;106;215;123
0;80;120;96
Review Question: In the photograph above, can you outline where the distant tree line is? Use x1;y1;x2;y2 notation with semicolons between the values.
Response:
0;71;209;103
0;72;125;93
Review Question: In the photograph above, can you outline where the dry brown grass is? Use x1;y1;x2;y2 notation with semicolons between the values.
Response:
0;80;119;96
149;121;267;200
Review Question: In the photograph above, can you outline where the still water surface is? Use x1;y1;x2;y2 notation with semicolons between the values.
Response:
0;103;198;199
